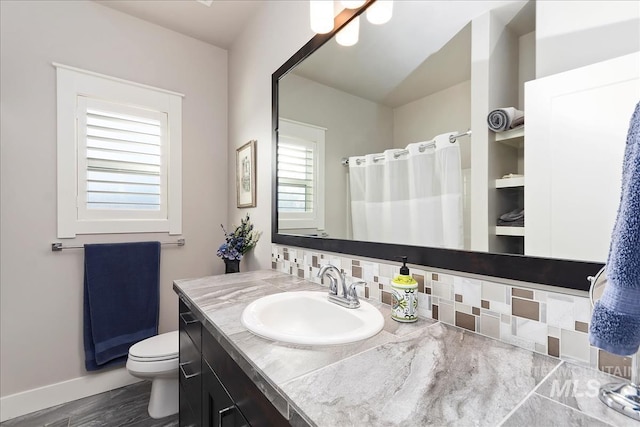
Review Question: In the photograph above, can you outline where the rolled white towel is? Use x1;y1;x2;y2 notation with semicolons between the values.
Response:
487;107;524;132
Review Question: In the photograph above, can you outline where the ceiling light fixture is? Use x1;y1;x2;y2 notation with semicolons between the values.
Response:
310;0;335;34
341;0;366;9
309;1;392;46
366;0;393;25
336;16;360;46
196;0;214;6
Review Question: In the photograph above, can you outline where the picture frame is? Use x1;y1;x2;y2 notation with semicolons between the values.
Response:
236;140;257;208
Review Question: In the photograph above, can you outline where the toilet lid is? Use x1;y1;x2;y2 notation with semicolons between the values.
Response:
129;330;179;360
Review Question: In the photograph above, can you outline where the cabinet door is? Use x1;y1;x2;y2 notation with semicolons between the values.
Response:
202;359;250;427
201;329;289;426
525;52;640;261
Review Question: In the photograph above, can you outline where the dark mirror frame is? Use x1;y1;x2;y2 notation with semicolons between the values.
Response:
271;3;602;292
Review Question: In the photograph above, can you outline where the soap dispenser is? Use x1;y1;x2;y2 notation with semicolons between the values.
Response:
391;256;418;322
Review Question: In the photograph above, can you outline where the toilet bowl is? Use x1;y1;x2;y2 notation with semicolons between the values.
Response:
126;330;179;419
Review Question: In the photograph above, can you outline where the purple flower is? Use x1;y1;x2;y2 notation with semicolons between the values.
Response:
216;214;260;260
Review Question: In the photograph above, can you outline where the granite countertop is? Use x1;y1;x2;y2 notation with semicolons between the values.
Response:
173;270;633;427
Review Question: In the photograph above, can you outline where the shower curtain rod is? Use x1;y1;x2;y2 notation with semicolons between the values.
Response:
51;238;185;252
449;129;472;143
341;129;472;166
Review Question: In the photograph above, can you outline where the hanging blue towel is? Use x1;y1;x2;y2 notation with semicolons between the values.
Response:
84;241;161;371
589;101;640;356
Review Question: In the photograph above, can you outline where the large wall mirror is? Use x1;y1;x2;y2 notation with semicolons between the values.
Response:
272;0;640;291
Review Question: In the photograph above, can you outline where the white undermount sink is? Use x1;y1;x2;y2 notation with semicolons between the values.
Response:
241;291;384;345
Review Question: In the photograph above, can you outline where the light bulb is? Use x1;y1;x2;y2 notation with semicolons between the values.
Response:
336;16;359;46
341;0;366;9
366;0;393;25
310;1;334;34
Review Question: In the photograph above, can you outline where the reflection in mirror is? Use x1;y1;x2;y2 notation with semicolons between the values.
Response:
278;1;482;247
277;118;326;235
276;0;640;266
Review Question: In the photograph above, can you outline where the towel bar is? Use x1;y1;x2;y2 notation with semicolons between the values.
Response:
588;267;640;421
51;238;185;252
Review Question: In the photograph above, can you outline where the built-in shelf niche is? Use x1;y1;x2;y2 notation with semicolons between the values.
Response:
495;176;525;188
494;126;525;148
495;226;525;236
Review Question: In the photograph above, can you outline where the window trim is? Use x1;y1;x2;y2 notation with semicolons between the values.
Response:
277;119;325;231
55;63;184;238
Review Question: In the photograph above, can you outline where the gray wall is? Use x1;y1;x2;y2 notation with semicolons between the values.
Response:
536;1;640;78
0;0;228;398
393;80;472;169
227;1;313;270
279;73;393;239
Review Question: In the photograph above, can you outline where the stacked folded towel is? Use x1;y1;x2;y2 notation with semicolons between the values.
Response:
589;102;640;356
497;208;524;227
487;107;524;132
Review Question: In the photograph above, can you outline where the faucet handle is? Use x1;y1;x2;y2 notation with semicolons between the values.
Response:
327;276;338;295
348;280;366;303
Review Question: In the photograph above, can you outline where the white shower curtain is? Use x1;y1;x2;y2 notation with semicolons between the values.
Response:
348;132;464;249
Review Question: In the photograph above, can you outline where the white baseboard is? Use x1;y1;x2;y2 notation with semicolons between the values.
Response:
0;368;142;422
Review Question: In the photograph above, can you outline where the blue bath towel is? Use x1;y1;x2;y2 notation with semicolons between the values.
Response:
589;102;640;356
83;242;160;371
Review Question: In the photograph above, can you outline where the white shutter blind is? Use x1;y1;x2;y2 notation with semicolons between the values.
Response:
277;138;314;213
77;97;168;220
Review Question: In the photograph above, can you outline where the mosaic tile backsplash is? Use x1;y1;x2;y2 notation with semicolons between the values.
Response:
271;244;634;380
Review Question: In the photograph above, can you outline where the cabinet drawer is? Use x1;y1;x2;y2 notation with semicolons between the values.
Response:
202;328;289;427
179;329;201;385
179;381;199;427
179;328;202;426
179;299;202;351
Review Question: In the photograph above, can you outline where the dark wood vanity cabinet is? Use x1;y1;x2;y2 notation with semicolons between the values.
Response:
201;357;249;427
179;300;202;427
179;299;289;427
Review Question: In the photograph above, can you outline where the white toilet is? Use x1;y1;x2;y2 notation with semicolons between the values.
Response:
126;330;179;419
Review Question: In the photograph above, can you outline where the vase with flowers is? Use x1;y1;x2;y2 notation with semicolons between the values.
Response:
216;214;260;273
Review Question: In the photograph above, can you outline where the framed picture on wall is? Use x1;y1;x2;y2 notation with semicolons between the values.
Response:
236;140;257;208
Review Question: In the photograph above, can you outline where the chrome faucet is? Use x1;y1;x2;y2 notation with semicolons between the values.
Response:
318;264;345;296
317;264;361;309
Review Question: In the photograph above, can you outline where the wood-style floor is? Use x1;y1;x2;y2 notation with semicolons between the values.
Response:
0;382;178;427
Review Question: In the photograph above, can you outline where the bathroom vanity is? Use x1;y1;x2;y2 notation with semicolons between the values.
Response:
178;298;287;426
174;270;632;427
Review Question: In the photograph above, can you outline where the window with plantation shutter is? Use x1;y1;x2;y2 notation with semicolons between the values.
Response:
278;139;314;213
79;98;167;218
277;119;325;231
56;64;183;237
